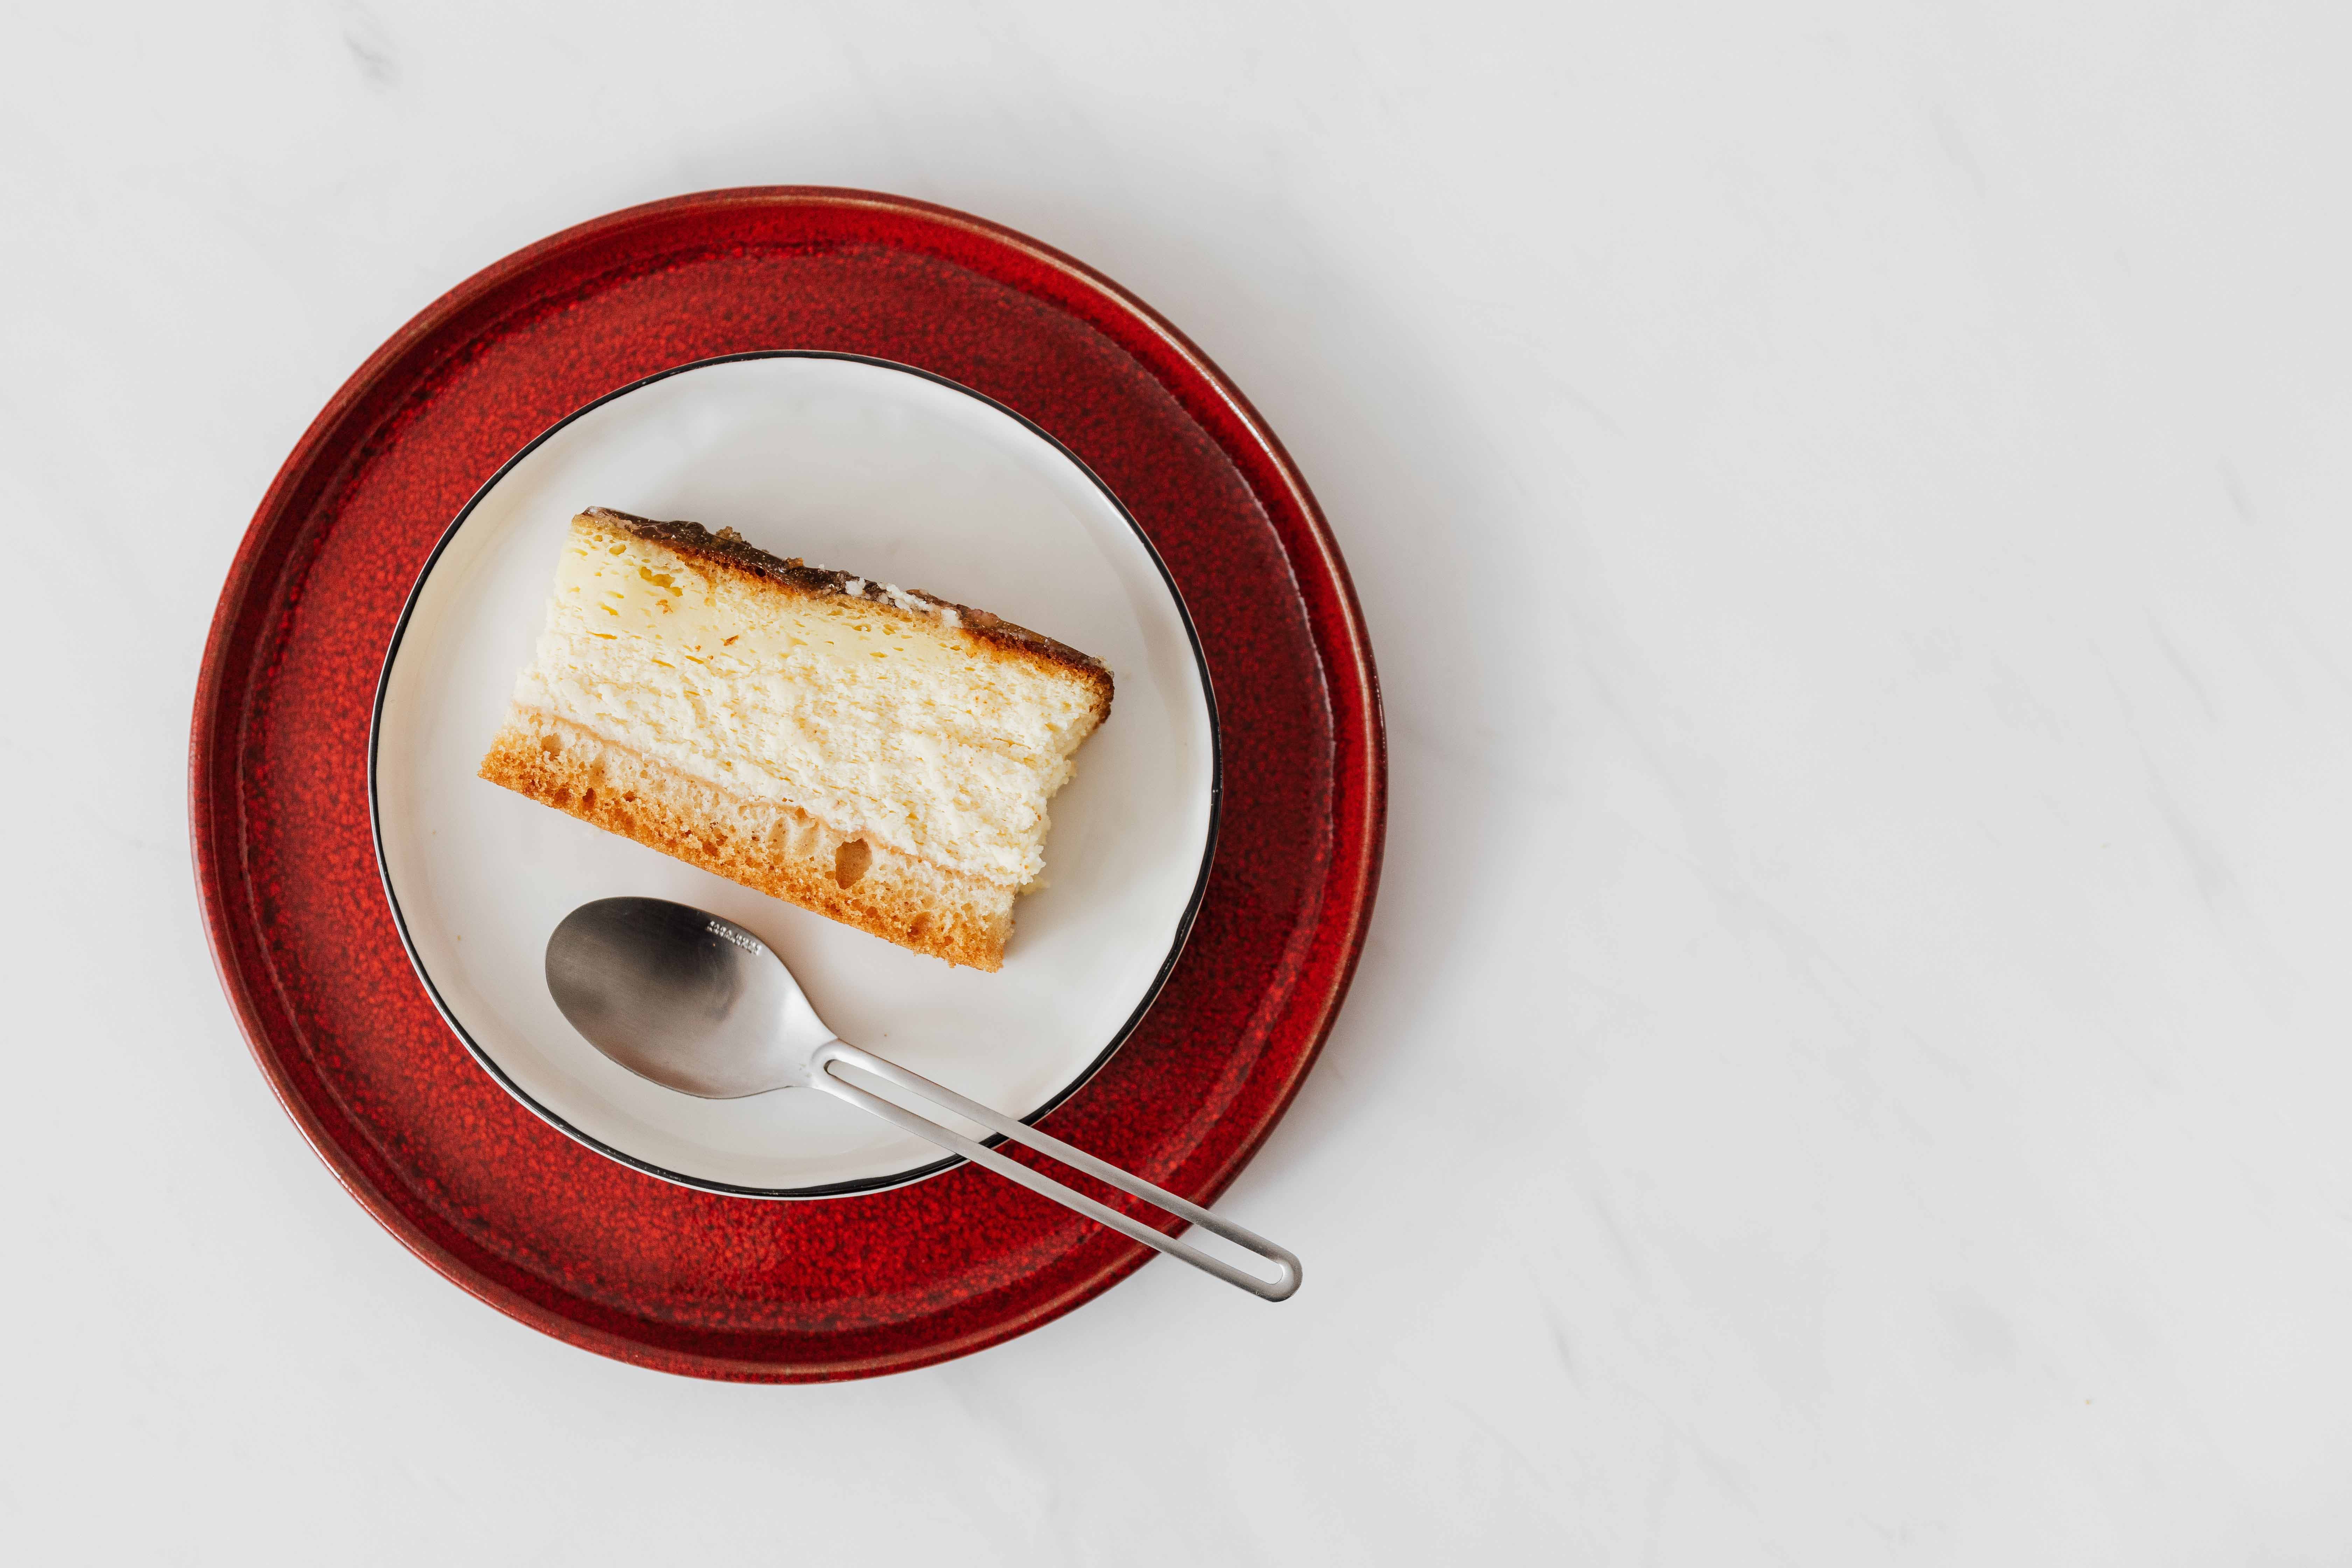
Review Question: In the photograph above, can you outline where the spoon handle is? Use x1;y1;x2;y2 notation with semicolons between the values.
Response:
807;1040;1302;1301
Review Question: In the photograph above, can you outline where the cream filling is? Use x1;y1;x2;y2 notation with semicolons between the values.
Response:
506;517;1102;885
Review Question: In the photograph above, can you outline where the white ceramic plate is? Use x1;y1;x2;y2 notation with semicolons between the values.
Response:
370;353;1218;1196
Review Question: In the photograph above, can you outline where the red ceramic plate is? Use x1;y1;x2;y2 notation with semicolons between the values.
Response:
190;187;1384;1381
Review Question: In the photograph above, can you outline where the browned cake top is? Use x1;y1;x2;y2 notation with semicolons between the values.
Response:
582;508;1114;706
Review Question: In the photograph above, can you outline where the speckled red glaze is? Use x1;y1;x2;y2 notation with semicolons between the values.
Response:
190;188;1385;1381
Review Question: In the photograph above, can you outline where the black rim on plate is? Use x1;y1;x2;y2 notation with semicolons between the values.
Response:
367;350;1224;1198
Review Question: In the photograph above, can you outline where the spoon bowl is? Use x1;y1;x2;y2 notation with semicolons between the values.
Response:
546;897;832;1098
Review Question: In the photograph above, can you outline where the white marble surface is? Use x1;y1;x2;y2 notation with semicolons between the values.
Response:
8;2;2352;1561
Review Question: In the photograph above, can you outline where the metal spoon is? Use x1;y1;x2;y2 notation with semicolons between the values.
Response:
544;896;1301;1300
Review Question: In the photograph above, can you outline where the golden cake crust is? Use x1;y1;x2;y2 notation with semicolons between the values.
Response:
481;710;1015;971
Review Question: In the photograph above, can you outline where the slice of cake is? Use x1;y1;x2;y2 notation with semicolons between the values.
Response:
479;508;1113;970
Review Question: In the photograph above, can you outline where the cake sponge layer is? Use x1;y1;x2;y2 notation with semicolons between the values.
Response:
483;708;1017;970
